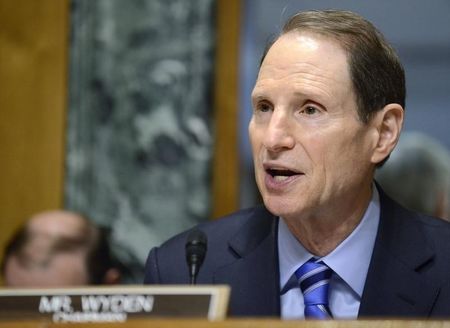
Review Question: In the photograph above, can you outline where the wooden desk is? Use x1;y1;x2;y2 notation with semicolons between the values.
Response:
0;319;449;328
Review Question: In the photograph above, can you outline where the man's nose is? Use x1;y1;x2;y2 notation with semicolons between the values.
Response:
263;110;295;152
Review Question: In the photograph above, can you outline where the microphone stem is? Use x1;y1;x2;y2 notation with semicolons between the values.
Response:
189;262;198;285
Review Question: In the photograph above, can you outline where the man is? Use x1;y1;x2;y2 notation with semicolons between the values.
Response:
376;131;450;221
144;10;450;318
2;210;122;287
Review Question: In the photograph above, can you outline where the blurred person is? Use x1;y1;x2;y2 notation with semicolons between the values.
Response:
144;9;450;319
1;210;122;287
376;131;450;220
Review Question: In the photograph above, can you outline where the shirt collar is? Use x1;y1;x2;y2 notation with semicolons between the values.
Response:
278;185;380;297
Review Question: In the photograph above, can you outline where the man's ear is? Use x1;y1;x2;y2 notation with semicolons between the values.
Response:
370;103;404;165
434;189;449;221
103;268;122;285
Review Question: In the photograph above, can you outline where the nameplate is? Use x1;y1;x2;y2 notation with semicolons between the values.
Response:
0;285;229;323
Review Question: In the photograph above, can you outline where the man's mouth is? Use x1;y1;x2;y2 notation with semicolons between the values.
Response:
266;168;301;181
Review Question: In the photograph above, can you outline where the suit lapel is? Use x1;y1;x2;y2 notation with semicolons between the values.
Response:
359;189;440;317
213;206;280;316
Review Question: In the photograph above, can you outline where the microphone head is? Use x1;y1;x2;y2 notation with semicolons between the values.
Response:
185;229;207;267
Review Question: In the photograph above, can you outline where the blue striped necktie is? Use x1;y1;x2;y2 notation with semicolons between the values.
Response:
295;258;333;319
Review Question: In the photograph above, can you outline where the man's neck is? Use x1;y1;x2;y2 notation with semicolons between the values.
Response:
283;185;373;257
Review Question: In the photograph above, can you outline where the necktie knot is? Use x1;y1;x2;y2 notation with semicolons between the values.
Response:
295;258;333;319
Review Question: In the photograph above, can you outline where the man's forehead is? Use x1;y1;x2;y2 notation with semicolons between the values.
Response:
253;33;352;99
263;32;347;63
28;211;86;238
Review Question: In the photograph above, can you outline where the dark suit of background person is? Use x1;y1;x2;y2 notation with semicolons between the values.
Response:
144;10;450;318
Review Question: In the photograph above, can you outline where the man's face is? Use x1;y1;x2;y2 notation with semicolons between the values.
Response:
249;32;378;221
3;237;89;287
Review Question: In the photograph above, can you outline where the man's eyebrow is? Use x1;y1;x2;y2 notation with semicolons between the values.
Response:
250;94;270;105
251;93;263;100
251;89;268;100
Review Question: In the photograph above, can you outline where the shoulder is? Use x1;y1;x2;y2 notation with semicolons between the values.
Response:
409;211;450;252
378;188;450;266
144;205;275;284
379;186;450;237
163;204;272;249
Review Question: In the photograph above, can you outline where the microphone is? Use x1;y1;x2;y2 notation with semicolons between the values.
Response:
185;229;207;285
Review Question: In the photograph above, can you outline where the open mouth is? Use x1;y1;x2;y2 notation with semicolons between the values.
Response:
266;168;300;181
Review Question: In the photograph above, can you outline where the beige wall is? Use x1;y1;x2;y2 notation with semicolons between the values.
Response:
212;0;241;219
0;0;69;270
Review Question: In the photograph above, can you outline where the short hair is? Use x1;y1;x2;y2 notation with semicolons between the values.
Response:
1;214;120;285
261;9;405;123
376;132;450;218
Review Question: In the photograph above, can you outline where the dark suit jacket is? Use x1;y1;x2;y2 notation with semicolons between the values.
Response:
144;188;450;318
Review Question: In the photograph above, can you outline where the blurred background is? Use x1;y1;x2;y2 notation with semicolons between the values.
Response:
1;0;449;283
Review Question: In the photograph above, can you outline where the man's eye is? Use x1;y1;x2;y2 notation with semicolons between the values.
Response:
257;102;272;112
303;106;318;115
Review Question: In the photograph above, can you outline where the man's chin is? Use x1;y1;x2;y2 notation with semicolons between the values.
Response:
263;198;302;219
